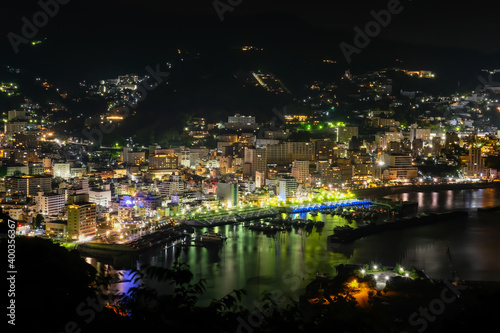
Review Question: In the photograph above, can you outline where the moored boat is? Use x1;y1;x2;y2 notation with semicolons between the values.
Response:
200;232;226;242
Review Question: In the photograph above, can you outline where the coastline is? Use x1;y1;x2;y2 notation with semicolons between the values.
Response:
352;181;500;198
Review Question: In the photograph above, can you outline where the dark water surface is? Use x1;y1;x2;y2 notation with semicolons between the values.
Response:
91;188;500;306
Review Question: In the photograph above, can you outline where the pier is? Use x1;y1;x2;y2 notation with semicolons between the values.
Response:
286;199;372;213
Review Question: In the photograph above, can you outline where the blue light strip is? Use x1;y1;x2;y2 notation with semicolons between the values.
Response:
288;200;372;213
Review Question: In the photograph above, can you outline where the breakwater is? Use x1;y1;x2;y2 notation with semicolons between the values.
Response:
328;210;469;244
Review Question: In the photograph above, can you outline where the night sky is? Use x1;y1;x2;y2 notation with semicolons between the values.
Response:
2;0;499;53
0;0;498;87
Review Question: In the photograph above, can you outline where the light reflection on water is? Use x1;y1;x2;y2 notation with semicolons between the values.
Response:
89;188;500;306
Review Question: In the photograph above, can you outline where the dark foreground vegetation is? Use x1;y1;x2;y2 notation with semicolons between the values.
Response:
6;237;500;333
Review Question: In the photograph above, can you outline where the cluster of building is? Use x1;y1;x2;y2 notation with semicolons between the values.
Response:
2;67;500;242
3;100;500;241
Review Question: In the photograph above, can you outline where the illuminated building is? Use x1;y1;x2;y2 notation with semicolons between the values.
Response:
158;180;184;197
53;163;71;178
67;202;97;240
45;220;67;236
6;164;29;176
314;139;335;163
9;149;40;164
255;171;265;188
380;153;418;181
120;148;146;165
291;160;310;183
73;179;89;194
467;147;485;178
266;142;315;164
34;192;65;216
409;124;431;142
70;167;87;178
278;177;298;201
5;175;52;196
284;114;308;125
333;126;359;144
216;182;238;207
371;117;400;128
89;188;112;209
4;122;27;135
148;154;178;169
244;147;267;179
225;114;257;130
7;110;26;121
402;70;435;78
12;133;40;149
118;206;133;221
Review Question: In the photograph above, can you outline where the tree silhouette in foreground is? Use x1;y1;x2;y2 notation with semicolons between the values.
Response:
9;237;500;333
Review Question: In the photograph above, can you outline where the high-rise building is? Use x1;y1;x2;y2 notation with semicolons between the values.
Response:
388;141;402;154
278;177;298;201
291;160;310;183
316;161;334;185
333;126;358;143
266;142;315;163
410;124;431;142
121;148;146;165
5;175;52;196
467;147;485;178
216;182;239;207
8;110;27;121
12;133;40;149
158;180;184;197
67;202;97;240
314;139;335;162
225;114;257;130
73;179;89;194
412;139;423;154
148;154;178;169
4;122;27;135
89;188;112;209
244;147;267;179
255;171;264;188
6;164;29;176
380;153;418;180
34;192;65;216
432;136;443;155
53;163;71;178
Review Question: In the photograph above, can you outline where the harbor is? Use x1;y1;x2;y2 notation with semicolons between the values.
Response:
79;198;418;256
80;187;500;307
